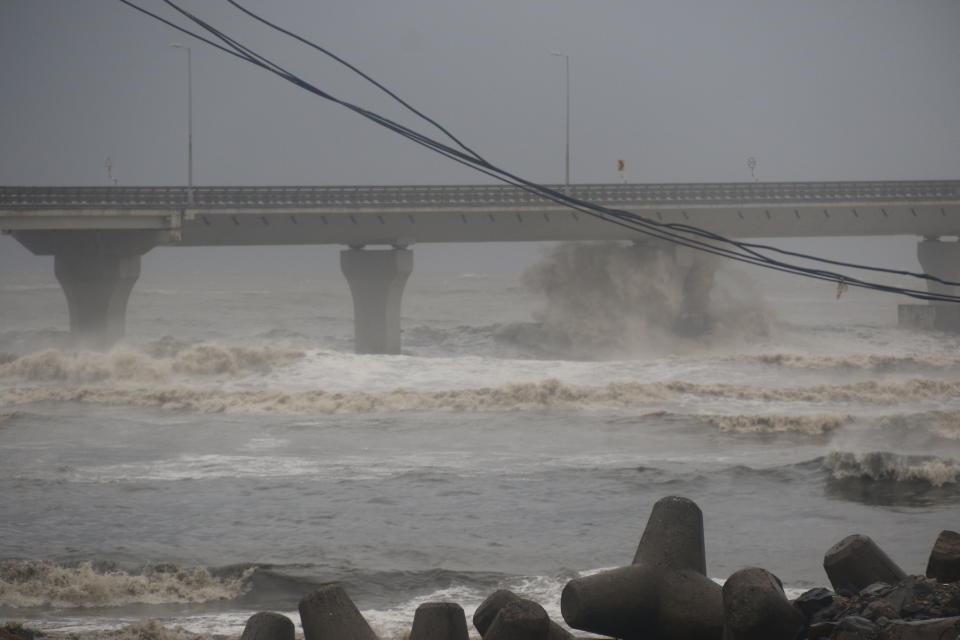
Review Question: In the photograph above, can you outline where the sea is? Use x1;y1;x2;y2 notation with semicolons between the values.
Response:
1;239;958;639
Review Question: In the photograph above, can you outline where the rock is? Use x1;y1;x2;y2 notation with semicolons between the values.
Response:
721;567;806;640
861;582;894;598
472;590;572;640
824;534;907;594
885;576;937;617
299;585;379;640
561;496;722;640
409;602;469;640
240;612;296;640
879;616;960;640
484;599;550;640
926;531;960;583
794;587;835;619
837;615;878;635
811;600;851;625
862;600;899;622
806;621;837;639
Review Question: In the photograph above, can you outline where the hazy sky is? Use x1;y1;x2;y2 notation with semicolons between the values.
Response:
2;0;959;277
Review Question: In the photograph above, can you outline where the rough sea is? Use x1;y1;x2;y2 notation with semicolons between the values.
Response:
1;240;958;639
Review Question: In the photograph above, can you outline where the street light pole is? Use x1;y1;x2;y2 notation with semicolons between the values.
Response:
171;43;193;205
550;51;570;186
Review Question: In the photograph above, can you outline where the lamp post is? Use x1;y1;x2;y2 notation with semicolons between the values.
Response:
171;43;193;205
550;51;570;186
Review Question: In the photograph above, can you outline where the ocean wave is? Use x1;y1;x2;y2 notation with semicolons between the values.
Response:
34;620;208;640
930;411;960;440
0;346;305;384
0;410;26;425
740;353;960;372
0;560;252;608
2;378;959;414
698;413;852;435
824;451;960;487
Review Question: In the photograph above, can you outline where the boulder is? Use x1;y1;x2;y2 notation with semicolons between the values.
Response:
880;616;960;640
793;587;836;620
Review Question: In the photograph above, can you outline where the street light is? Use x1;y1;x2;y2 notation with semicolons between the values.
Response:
550;51;570;186
171;43;193;205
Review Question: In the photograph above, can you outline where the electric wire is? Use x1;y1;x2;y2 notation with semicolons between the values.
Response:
122;0;960;303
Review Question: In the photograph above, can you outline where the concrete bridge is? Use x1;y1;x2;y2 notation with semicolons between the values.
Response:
3;180;960;351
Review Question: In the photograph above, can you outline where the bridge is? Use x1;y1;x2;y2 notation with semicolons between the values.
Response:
3;180;960;352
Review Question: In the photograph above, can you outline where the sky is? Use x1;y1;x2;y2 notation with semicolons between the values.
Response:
1;0;959;279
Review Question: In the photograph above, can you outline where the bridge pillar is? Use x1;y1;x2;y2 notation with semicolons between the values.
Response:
899;237;960;331
12;230;158;349
340;247;413;354
917;237;960;302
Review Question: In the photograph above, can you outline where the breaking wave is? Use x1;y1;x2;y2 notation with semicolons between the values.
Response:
0;346;305;384
63;620;207;640
699;413;852;435
740;353;960;372
2;378;959;414
0;411;25;425
0;560;252;608
824;451;960;487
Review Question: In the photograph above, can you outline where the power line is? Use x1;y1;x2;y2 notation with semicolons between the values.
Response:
122;0;960;304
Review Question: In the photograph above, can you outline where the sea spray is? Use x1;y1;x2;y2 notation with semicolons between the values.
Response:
516;241;772;357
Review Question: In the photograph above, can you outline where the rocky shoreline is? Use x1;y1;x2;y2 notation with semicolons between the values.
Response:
3;495;958;640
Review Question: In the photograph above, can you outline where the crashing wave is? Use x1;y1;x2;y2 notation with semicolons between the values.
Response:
2;378;959;415
0;559;252;608
824;451;960;487
740;353;960;372
700;413;851;435
0;346;305;384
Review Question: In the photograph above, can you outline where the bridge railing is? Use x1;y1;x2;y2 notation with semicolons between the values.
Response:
2;181;959;210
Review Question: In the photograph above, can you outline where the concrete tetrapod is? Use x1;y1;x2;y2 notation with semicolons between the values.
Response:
299;585;379;640
926;530;960;583
473;590;572;640
824;534;907;594
484;599;550;640
561;496;723;640
239;612;295;640
409;602;469;640
721;568;805;640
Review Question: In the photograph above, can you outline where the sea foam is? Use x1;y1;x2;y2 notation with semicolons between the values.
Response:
824;451;960;487
2;378;959;414
0;560;252;608
0;346;304;383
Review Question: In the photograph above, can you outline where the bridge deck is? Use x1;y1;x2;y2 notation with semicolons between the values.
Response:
3;181;959;243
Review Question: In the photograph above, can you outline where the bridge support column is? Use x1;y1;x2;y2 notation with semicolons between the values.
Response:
12;230;158;349
340;247;413;354
898;237;960;331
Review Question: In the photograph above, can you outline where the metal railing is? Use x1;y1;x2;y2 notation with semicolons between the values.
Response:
2;181;959;210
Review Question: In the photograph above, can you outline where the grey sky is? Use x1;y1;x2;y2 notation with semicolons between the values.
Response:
2;0;959;277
